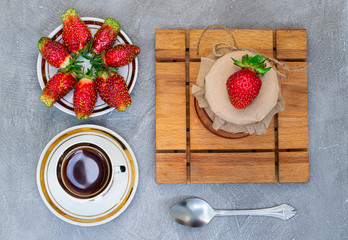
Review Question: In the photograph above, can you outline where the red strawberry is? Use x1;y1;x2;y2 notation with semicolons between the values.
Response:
61;8;92;53
96;72;131;111
96;72;108;93
38;37;71;68
102;44;140;68
92;18;120;55
40;72;76;107
73;78;97;119
226;54;271;109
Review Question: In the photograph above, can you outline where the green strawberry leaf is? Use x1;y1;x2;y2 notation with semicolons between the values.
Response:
250;55;260;64
103;72;108;78
257;58;267;67
231;57;241;64
242;54;248;64
91;59;100;66
231;57;244;68
97;71;102;78
255;66;272;76
71;65;82;68
80;53;92;60
108;66;118;72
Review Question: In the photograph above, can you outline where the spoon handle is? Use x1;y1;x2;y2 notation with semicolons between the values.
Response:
214;204;296;220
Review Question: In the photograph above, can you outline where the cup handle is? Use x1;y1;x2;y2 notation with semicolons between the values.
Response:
114;165;126;174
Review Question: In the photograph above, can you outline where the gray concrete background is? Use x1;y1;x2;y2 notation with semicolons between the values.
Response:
0;0;347;239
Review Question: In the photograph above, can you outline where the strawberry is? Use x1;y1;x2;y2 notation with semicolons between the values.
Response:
40;72;76;107
96;72;108;94
38;37;71;68
226;54;271;109
92;18;120;55
61;8;92;53
73;78;97;119
102;44;140;68
96;72;131;111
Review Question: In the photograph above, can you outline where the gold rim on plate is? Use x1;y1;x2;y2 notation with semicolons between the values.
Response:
37;126;137;224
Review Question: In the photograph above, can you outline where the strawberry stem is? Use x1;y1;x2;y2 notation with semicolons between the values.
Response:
231;54;271;76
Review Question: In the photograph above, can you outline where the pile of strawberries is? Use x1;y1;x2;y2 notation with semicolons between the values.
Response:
38;8;140;119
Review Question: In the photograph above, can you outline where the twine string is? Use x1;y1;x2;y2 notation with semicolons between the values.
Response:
197;24;311;79
197;24;240;56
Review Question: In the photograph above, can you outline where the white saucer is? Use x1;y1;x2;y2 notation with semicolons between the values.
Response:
36;124;139;226
37;17;139;117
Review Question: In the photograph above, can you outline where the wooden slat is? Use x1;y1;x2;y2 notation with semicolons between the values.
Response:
189;62;275;150
278;152;309;182
155;29;186;61
155;28;309;184
276;29;307;59
156;62;186;150
191;152;276;183
278;62;308;149
156;153;187;183
189;29;274;60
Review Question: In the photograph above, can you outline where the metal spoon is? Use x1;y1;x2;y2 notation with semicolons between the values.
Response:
169;198;297;228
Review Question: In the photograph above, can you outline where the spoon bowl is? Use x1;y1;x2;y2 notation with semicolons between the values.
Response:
169;198;215;228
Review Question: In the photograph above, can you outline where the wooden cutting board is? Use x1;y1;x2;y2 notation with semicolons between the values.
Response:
155;29;309;183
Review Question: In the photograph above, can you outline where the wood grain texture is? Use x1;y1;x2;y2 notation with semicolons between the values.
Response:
156;153;187;183
189;62;275;150
189;29;274;60
278;62;309;149
155;29;309;184
156;62;186;150
278;152;309;182
276;29;307;59
191;152;276;183
155;29;186;61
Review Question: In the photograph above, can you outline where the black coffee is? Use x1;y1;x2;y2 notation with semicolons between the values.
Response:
61;147;110;197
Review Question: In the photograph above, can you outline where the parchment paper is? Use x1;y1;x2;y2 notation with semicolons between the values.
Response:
192;49;285;135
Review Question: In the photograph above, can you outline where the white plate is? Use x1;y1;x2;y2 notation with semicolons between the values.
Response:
37;17;139;117
36;124;139;226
